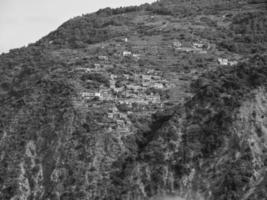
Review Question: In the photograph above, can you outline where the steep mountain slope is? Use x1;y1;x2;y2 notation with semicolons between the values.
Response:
0;1;267;200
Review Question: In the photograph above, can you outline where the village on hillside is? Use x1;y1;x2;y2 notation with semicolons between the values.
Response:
69;31;243;139
76;54;174;137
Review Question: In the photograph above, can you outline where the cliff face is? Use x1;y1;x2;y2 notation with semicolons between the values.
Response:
0;1;267;200
232;88;267;200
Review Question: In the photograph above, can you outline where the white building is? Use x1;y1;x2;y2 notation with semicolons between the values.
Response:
81;92;103;99
117;120;125;127
110;74;117;79
123;51;132;56
81;92;95;98
154;83;164;89
218;58;229;66
229;61;238;66
146;95;161;103
108;113;114;119
142;75;152;81
95;92;101;98
218;58;238;66
193;43;204;49
133;54;141;60
173;41;182;48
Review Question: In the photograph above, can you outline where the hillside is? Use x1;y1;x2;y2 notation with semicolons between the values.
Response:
0;0;267;200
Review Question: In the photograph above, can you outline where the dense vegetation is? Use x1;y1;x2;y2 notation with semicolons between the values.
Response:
107;55;267;200
0;0;266;200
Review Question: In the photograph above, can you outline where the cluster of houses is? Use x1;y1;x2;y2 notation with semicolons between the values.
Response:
122;51;141;60
75;63;113;73
81;88;113;101
217;58;238;66
98;55;108;61
81;91;101;99
77;37;178;134
76;35;244;140
81;70;168;107
114;72;171;109
106;105;132;134
172;40;239;66
89;103;133;136
79;59;172;117
173;40;208;54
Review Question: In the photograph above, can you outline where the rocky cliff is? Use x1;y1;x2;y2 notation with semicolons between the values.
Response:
0;0;267;200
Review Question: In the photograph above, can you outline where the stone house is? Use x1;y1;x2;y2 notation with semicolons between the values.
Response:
82;92;103;99
93;64;102;71
173;41;182;48
146;95;161;103
142;74;152;81
110;74;117;79
126;84;141;92
116;119;125;127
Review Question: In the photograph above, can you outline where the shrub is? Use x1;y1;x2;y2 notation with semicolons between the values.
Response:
80;73;110;87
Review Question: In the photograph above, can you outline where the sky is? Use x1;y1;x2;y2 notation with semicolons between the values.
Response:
0;0;155;53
